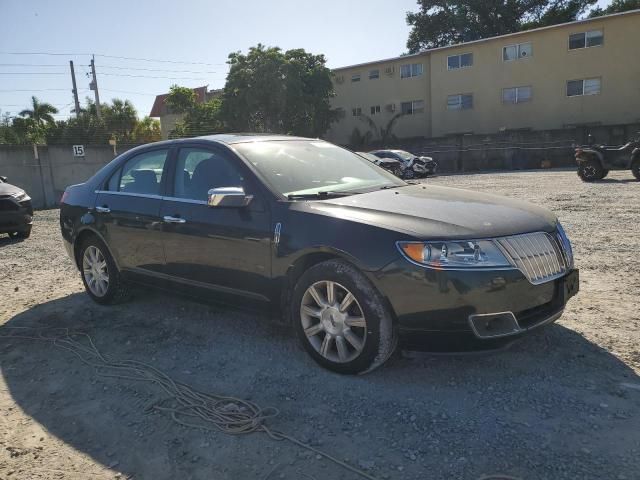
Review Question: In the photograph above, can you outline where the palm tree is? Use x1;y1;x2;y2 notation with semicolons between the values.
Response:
359;112;406;148
18;96;59;144
19;96;58;127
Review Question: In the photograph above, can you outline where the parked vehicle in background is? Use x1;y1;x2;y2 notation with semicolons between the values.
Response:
60;134;578;374
0;176;33;239
575;133;640;181
357;152;404;178
369;149;437;179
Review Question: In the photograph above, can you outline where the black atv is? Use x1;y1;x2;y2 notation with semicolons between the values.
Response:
574;133;640;182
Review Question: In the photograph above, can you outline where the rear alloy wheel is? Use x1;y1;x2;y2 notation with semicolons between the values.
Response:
293;259;397;374
577;159;603;182
632;160;640;180
79;236;129;305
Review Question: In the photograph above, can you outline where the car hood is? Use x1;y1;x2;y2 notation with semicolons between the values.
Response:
0;182;25;197
304;184;558;239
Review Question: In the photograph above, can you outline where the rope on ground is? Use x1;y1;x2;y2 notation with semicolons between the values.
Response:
0;326;379;480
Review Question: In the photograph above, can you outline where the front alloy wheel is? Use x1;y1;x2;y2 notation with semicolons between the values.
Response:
293;259;397;374
300;281;367;364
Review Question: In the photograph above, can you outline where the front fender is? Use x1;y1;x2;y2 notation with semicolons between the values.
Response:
575;149;604;166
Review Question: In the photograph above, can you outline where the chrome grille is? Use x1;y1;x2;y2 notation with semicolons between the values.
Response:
497;232;567;285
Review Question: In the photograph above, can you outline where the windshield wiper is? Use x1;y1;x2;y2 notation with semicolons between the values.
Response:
377;184;413;190
287;191;354;200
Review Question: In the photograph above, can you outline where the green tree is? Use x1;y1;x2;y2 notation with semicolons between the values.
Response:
18;96;59;143
165;85;197;114
589;0;640;17
406;0;596;52
132;116;162;143
170;98;225;138
103;98;138;142
221;44;339;137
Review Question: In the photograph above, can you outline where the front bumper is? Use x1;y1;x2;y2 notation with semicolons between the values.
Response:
371;260;579;352
0;198;33;234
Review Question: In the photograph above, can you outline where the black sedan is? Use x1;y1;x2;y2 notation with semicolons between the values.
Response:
60;135;578;374
0;176;33;239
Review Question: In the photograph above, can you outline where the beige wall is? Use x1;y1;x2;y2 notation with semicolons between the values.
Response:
326;55;431;145
159;113;184;140
326;11;640;144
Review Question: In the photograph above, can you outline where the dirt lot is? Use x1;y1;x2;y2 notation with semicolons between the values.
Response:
1;169;639;480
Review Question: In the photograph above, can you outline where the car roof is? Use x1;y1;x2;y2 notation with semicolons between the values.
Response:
196;133;315;145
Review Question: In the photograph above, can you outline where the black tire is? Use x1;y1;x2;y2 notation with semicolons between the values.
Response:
78;235;130;305
577;159;603;182
292;259;397;375
17;225;31;239
403;168;415;180
601;169;609;179
632;159;640;180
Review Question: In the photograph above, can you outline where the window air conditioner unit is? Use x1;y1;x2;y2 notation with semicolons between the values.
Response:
386;103;396;112
335;75;344;84
384;66;394;76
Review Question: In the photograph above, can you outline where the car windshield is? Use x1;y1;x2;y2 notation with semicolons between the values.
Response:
235;140;405;197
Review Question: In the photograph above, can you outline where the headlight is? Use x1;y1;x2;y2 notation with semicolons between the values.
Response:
556;222;574;268
10;191;30;202
397;240;513;269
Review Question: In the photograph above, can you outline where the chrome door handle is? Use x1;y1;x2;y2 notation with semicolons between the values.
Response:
163;215;186;224
95;206;110;213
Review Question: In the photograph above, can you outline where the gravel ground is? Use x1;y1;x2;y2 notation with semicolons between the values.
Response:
1;169;639;480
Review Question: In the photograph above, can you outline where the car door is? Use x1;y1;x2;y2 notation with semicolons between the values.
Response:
94;147;170;278
159;144;272;302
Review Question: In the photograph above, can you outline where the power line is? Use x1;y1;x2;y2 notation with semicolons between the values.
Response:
0;71;220;80
100;72;214;80
0;88;73;92
0;63;224;74
96;53;225;66
101;88;159;96
0;51;225;66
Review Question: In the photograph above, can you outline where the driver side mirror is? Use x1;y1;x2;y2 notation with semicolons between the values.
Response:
0;176;7;182
207;187;253;208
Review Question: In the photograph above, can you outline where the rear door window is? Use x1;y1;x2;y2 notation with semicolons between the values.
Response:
118;149;169;195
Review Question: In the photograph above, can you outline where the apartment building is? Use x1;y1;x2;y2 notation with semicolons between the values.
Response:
325;10;640;145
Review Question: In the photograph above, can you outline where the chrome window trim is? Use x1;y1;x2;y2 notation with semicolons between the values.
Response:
95;190;163;200
95;190;207;205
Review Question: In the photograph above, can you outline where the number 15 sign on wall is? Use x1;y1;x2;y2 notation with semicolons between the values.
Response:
73;145;85;157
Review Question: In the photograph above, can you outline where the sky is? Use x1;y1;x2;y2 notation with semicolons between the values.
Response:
0;0;611;121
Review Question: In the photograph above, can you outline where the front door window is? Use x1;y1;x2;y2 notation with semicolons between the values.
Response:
173;148;245;201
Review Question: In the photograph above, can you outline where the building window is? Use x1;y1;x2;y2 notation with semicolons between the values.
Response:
370;105;381;115
447;94;473;110
369;69;380;80
447;53;473;70
502;86;532;104
400;63;424;79
400;100;425;115
352;107;362;116
503;42;532;61
567;78;601;97
569;30;604;50
351;73;361;83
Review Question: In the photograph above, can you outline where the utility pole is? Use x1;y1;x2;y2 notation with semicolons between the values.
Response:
69;60;81;118
89;55;101;119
